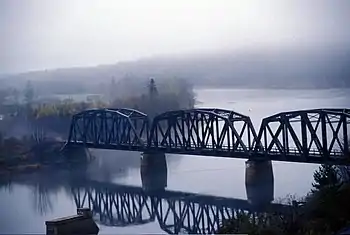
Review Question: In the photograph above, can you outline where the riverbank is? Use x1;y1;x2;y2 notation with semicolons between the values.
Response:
0;138;89;175
218;165;350;235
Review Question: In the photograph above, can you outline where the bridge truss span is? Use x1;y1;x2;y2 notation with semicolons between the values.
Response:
148;108;258;157
255;108;350;164
65;107;350;165
67;108;149;151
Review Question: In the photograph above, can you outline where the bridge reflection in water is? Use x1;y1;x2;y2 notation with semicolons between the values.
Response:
71;154;282;234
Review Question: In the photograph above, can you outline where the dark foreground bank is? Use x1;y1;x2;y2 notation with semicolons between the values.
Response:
218;165;350;235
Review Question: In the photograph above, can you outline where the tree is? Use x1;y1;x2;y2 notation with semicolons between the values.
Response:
148;78;158;99
312;164;339;192
146;78;159;119
24;80;35;104
11;88;20;104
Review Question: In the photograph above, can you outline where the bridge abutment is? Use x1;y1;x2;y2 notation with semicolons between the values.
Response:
245;159;274;207
140;152;167;191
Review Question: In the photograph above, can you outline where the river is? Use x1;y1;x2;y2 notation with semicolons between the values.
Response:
0;88;349;234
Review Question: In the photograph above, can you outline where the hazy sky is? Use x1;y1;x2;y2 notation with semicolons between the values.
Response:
1;0;350;74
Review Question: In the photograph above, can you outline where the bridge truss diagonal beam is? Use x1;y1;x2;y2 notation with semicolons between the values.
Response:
65;107;350;165
67;108;150;149
255;109;350;164
148;109;258;156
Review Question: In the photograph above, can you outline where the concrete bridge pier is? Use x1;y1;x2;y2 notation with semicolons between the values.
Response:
245;159;274;207
61;145;94;164
140;152;168;191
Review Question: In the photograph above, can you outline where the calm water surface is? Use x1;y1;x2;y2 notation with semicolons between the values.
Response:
0;88;349;234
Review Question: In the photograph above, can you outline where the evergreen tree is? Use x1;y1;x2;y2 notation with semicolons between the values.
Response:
147;78;159;118
148;78;158;99
11;88;20;104
312;164;339;192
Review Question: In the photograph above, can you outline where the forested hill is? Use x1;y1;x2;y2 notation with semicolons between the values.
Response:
2;48;350;90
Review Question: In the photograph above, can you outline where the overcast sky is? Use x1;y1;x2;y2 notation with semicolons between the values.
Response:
1;0;350;74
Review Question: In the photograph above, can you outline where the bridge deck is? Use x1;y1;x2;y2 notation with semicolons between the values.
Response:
68;141;348;165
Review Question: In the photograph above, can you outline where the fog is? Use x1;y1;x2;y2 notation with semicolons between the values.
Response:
1;0;350;74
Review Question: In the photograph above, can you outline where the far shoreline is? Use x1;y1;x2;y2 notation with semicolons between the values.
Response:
194;85;350;90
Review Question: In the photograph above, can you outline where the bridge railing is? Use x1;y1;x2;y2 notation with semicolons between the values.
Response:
267;147;344;157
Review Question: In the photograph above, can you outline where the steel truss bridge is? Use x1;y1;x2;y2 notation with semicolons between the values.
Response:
71;181;290;234
66;108;350;165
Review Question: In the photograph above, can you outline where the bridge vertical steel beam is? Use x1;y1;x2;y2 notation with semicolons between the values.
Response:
95;114;100;144
188;113;193;148
67;117;75;143
171;118;176;149
215;116;219;149
247;122;251;150
248;119;257;151
263;123;268;153
195;113;200;150
92;115;96;144
147;120;155;147
167;117;172;149
183;113;188;149
85;116;91;145
301;113;308;158
181;112;185;150
127;120;132;146
99;113;103;144
281;115;288;158
210;114;214;150
321;112;329;159
115;117;120;145
200;113;204;148
95;114;99;144
104;113;109;144
100;112;105;144
178;116;183;149
343;115;349;157
231;121;235;150
227;120;231;151
255;121;265;153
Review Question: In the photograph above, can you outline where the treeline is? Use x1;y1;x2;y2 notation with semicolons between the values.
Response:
27;78;195;118
110;77;195;116
0;78;195;138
